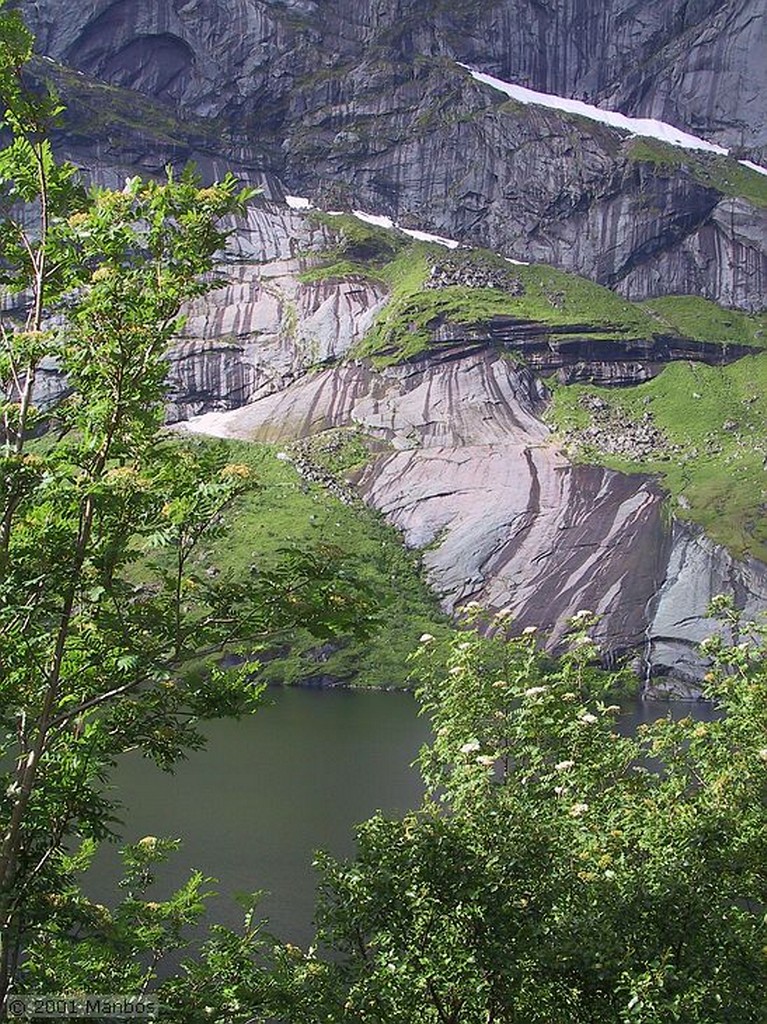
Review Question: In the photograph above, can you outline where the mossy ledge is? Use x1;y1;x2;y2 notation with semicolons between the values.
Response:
304;212;766;370
626;137;767;210
547;353;767;562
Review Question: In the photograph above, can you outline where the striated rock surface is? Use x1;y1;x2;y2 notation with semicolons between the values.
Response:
432;320;756;386
360;444;669;655
20;0;767;311
150;200;761;429
169;268;385;418
618;197;767;310
21;0;767;160
605;0;767;164
648;522;767;692
181;341;767;682
167;203;387;419
29;201;387;420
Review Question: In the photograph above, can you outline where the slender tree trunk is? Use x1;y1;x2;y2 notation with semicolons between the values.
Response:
0;405;120;1005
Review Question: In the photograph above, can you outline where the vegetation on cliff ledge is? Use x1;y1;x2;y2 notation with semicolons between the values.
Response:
305;213;767;366
641;295;767;348
548;353;767;561
312;217;673;365
627;137;767;209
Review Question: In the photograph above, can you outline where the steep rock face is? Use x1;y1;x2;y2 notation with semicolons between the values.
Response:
168;268;385;419
648;523;767;691
618;198;767;309
23;0;294;117
21;1;767;310
28;57;282;193
22;0;767;159
462;0;767;163
181;343;765;681
360;445;669;655
284;67;767;310
29;202;388;420
168;204;387;419
606;0;767;164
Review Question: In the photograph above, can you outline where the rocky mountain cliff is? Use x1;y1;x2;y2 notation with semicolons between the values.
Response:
22;0;767;159
16;1;767;690
160;201;765;690
20;0;767;310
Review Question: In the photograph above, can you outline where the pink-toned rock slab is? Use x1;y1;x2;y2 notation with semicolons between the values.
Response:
185;348;669;655
359;445;667;650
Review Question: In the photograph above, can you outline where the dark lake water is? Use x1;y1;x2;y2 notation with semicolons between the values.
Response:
85;688;713;949
86;688;431;947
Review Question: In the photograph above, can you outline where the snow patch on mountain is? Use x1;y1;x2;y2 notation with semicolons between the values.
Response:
349;211;462;249
739;159;767;178
461;63;767;178
399;226;461;249
459;64;730;156
282;201;529;262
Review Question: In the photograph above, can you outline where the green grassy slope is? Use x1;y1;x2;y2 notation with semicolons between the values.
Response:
547;354;767;560
301;217;767;566
305;214;767;366
180;435;449;687
641;296;767;348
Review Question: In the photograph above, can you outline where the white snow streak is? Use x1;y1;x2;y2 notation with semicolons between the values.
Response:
351;209;395;229
399;226;461;249
349;209;529;260
288;202;528;260
738;159;767;178
348;209;468;251
459;63;732;157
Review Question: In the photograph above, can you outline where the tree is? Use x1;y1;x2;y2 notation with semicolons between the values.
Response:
0;6;372;1003
212;606;766;1024
3;8;765;1020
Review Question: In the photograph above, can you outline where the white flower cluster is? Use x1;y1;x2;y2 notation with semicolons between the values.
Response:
524;686;548;698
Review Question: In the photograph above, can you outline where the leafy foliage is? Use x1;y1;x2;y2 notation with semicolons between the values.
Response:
181;436;448;689
21;838;214;994
0;11;375;1000
204;608;764;1023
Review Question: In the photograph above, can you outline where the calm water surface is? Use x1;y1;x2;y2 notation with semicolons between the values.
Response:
86;689;712;946
86;688;430;946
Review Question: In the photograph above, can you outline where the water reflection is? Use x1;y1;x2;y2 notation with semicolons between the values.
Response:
618;697;718;735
